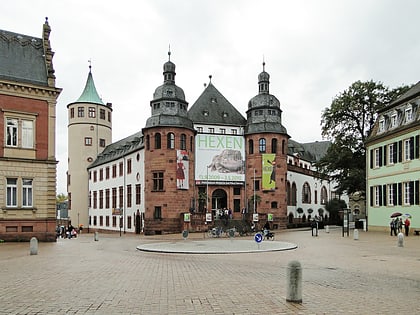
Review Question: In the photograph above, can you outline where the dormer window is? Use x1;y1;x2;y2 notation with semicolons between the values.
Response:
378;119;385;132
211;97;217;103
166;89;173;96
222;112;228;118
203;110;209;116
391;113;398;128
405;107;413;122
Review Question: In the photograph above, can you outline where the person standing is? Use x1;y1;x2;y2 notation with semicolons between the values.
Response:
389;218;395;236
404;217;411;236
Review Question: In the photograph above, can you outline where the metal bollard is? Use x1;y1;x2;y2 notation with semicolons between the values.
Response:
397;232;404;247
94;231;99;241
286;260;302;303
353;229;359;240
30;237;38;255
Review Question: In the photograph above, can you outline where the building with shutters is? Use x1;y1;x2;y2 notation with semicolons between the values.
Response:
366;82;420;231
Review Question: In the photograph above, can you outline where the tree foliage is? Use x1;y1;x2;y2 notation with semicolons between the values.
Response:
317;80;411;195
56;193;67;203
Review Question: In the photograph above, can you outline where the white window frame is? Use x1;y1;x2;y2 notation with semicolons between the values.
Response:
378;119;385;132
390;113;397;128
405;107;413;122
403;182;410;205
387;184;394;206
374;186;380;206
6;118;18;147
374;148;380;168
6;178;17;207
22;178;33;207
404;139;411;161
22;120;34;148
388;143;395;164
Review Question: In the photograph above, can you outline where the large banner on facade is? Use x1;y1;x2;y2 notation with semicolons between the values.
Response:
195;134;245;183
262;153;276;190
176;150;189;189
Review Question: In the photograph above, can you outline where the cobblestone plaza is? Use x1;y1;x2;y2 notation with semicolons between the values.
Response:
1;227;419;314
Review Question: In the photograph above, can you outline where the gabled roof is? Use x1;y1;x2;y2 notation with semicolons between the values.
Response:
288;139;331;163
188;82;246;126
0;29;48;86
384;81;420;110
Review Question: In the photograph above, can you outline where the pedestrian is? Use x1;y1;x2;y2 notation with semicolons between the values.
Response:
404;217;411;236
389;218;395;236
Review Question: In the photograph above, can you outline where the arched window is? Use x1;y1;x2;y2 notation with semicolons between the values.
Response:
248;139;254;154
190;136;194;151
259;138;266;153
321;186;328;205
291;182;297;206
167;133;175;149
146;135;150;150
286;181;291;205
180;134;186;150
154;133;161;149
271;138;277;154
282;139;285;155
302;182;311;203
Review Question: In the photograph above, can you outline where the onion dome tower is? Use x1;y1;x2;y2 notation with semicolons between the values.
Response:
244;62;289;228
67;66;112;228
142;51;195;235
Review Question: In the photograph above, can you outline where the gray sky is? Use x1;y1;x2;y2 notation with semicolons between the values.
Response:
3;0;420;195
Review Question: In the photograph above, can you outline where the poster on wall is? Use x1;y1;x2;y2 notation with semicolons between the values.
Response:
176;150;189;190
262;153;276;190
195;134;245;184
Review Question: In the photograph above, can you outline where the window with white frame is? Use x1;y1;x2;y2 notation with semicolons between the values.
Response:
405;107;413;122
387;184;394;206
378;119;385;132
374;148;380;168
5;117;34;149
22;179;33;207
390;113;397;128
404;182;410;205
404;139;411;161
388;143;395;164
374;186;380;206
6;178;17;207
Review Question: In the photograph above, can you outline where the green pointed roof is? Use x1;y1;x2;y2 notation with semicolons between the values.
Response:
75;69;105;105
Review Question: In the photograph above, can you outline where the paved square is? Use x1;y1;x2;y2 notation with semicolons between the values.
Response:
0;227;419;314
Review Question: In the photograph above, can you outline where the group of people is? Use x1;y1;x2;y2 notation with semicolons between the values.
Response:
56;223;81;239
390;217;410;236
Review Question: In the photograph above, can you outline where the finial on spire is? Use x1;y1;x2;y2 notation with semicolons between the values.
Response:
209;75;212;83
262;55;266;71
45;17;49;24
168;44;171;61
88;59;92;72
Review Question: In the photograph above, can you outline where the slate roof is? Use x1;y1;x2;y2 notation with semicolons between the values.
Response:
89;131;144;168
0;29;48;86
188;82;246;126
288;139;331;163
384;81;420;110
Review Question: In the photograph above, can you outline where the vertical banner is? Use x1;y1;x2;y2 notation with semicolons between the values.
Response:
262;153;276;190
176;150;189;189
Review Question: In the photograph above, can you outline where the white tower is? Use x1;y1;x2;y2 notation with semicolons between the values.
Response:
67;66;112;228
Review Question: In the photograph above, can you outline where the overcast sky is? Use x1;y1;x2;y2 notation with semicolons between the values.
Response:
3;0;420;194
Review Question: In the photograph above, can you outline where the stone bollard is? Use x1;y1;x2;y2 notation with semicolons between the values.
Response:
94;231;99;241
353;229;359;240
325;225;329;233
397;232;404;247
286;260;302;303
30;237;38;255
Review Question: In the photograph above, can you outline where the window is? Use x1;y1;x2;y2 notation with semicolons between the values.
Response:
233;187;241;195
93;191;97;209
136;184;141;205
271;138;277;154
6;118;18;147
108;112;111;122
99;190;103;209
119;186;123;208
70;108;74;118
291;183;297;206
220;128;226;134
127;184;132;207
105;189;110;208
404;139;411;161
88;107;96;118
320;187;328;205
154;206;162;219
85;137;92;146
153;172;164;191
100;109;106;120
404;182;410;205
112;164;117;178
112;187;117;208
231;129;237;135
378;119;385;132
99;139;106;147
78;107;84;117
119;162;124;177
405;108;413;122
127;159;132;174
374;186;380;206
154;133;161;149
248;139;254;154
22;178;33;207
302;183;311;203
180;134;186;150
259;138;266;153
390;113;397;128
388;143;395;164
197;127;203;133
106;167;110;179
374;148;381;168
93;171;97;182
167;133;175;149
208;128;214;133
388;184;394;206
99;169;103;181
21;120;34;148
6;178;17;207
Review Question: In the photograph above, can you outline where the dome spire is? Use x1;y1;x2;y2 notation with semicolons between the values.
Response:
163;48;176;84
258;58;270;94
74;63;105;105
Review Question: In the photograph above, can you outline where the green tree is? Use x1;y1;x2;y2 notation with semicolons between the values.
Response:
249;194;261;213
317;80;411;194
325;199;347;224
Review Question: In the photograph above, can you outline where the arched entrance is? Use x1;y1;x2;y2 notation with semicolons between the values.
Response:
212;189;227;211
